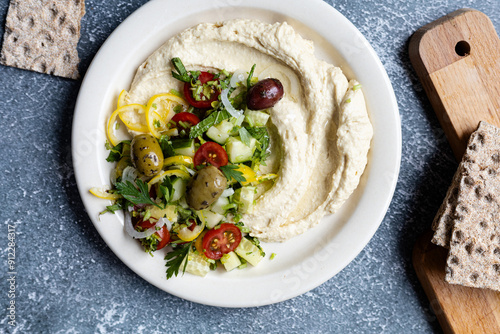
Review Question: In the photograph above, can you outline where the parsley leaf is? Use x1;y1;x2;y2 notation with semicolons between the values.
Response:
159;135;176;157
171;57;191;83
159;177;174;203
246;127;269;151
189;110;231;139
99;201;124;215
165;241;193;279
115;179;161;208
105;141;130;162
220;164;247;183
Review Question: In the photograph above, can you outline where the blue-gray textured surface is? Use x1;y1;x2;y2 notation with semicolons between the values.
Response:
1;0;499;333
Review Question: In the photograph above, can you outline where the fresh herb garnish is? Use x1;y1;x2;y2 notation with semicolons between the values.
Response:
171;57;191;83
238;127;252;147
99;201;124;215
105;141;130;162
220;164;247;183
165;241;193;279
159;135;176;157
189;110;231;139
115;179;161;208
159;177;174;203
246;127;270;166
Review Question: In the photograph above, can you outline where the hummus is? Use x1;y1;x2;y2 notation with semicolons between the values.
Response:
127;19;373;242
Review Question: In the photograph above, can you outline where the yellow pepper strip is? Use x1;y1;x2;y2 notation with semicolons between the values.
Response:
147;169;191;189
117;104;148;132
145;93;189;138
117;89;130;109
163;155;193;168
89;186;122;200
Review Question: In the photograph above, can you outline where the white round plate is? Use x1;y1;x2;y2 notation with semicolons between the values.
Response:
72;0;400;307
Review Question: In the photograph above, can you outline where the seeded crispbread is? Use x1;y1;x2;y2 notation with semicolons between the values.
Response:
431;163;464;247
444;121;500;291
0;0;85;79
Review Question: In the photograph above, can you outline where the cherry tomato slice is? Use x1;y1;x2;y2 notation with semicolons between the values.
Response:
155;225;171;250
202;223;242;260
171;112;200;127
183;71;219;109
193;142;228;168
135;218;155;229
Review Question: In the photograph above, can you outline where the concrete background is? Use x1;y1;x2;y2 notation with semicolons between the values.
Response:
1;0;499;332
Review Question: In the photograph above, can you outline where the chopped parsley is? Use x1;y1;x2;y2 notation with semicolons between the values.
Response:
165;241;193;279
115;179;161;208
220;164;246;183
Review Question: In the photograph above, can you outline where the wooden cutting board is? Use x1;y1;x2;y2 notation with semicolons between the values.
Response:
409;8;500;334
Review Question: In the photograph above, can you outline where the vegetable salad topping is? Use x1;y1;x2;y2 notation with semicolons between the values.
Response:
92;58;283;279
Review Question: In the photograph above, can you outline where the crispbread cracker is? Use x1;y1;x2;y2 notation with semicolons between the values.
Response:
431;163;464;247
0;0;85;79
444;121;500;291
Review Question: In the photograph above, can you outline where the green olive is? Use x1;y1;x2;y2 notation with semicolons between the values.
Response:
130;134;164;177
186;166;227;210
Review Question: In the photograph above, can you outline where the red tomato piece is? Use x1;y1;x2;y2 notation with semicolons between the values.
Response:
193;142;228;168
135;218;155;229
155;225;171;250
171;112;200;127
183;71;219;109
202;223;242;260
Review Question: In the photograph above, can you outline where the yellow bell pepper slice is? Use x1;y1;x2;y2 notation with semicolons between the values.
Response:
163;155;193;168
145;93;189;138
117;104;148;132
106;108;123;146
177;218;206;242
89;186;122;200
147;169;191;189
117;89;130;108
236;164;256;185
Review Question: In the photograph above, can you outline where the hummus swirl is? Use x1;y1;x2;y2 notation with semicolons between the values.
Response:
128;19;373;242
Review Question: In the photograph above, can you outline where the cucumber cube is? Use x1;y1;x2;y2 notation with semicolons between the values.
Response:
235;237;263;267
183;249;210;277
225;136;256;163
172;139;195;157
210;196;229;215
220;251;241;272
198;210;224;229
234;186;256;213
244;109;270;127
170;178;187;202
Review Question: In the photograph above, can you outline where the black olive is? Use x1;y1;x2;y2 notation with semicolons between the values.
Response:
247;78;284;110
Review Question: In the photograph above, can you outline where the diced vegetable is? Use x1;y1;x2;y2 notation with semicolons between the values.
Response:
206;119;234;144
171;178;187;202
172;139;195;157
221;251;241;271
235;237;263;266
210;196;229;215
183;249;211;277
225;136;257;163
234;186;256;213
244;109;270;127
198;210;224;229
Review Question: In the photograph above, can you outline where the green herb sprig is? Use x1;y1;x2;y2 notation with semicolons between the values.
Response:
115;179;161;208
165;241;193;279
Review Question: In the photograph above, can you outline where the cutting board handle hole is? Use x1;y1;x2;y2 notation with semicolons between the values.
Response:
455;40;471;56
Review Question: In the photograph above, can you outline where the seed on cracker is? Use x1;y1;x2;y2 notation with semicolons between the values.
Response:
0;0;85;79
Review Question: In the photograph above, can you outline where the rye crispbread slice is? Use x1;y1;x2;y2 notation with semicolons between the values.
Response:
444;121;500;291
431;163;464;247
0;0;85;79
